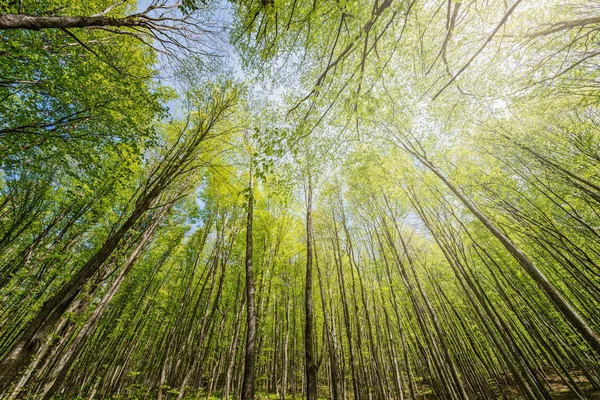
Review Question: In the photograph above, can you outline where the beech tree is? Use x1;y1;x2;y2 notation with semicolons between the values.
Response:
1;0;600;399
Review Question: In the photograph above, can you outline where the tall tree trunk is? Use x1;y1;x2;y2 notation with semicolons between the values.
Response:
224;297;245;400
304;174;318;400
281;293;290;400
315;244;340;400
332;215;360;400
242;167;256;400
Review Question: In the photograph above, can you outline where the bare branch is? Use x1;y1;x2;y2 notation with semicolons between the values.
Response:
527;16;600;38
432;0;523;101
91;0;130;17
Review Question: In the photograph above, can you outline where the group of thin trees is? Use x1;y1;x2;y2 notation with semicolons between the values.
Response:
1;0;600;399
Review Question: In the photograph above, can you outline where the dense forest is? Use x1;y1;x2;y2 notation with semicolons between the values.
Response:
1;0;600;399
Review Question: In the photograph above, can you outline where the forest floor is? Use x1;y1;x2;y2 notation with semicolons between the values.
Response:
203;385;600;400
552;392;600;399
411;388;600;400
212;375;600;400
408;372;600;399
514;373;600;399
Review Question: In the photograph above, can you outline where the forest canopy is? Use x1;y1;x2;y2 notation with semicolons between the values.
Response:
1;0;600;399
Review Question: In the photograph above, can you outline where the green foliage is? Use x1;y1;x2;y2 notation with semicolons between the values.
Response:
2;1;600;399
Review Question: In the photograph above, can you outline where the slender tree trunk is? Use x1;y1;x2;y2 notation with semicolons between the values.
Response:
304;174;318;400
315;244;340;400
242;167;256;400
224;299;244;400
332;217;360;400
281;293;290;400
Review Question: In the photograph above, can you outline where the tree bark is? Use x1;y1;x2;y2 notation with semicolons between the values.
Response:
0;13;146;30
304;174;318;400
241;168;256;400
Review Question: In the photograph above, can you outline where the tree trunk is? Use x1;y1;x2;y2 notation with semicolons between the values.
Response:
0;13;147;30
304;174;318;400
242;168;256;400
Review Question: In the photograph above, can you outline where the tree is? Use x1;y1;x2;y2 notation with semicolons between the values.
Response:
241;142;257;400
0;83;238;392
2;1;600;399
